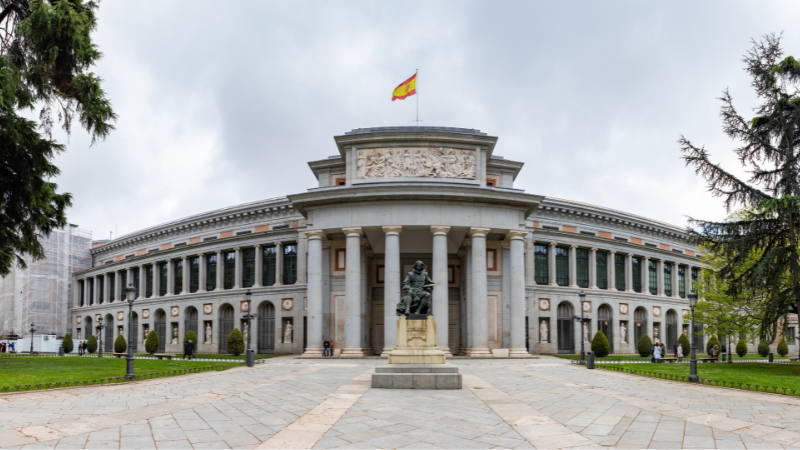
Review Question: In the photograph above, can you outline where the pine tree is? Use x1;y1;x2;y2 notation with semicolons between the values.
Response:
62;333;73;353
591;330;610;357
637;334;653;358
227;328;244;356
183;330;198;352
114;334;126;353
736;339;749;357
86;335;97;353
678;333;691;357
778;338;789;356
145;330;159;355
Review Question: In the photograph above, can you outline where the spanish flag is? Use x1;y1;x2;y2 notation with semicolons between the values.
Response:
391;73;417;101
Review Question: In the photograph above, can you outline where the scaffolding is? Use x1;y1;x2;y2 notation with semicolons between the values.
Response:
0;225;92;339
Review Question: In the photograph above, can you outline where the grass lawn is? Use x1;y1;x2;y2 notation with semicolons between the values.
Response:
556;353;792;361
0;357;235;389
131;353;280;360
606;362;800;391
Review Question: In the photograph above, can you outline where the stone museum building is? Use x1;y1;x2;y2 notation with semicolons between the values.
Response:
71;127;706;356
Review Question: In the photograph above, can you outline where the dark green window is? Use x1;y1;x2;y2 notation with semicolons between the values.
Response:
690;267;698;294
664;263;672;297
632;257;642;293
678;265;685;298
190;257;200;293
88;279;94;305
534;244;548;284
596;251;607;289
131;267;139;297
555;246;569;286
174;260;183;295
120;271;127;300
108;274;115;303
615;254;625;291
224;251;235;290
576;248;589;288
98;277;104;304
284;243;297;285
243;248;255;288
146;266;153;298
263;246;276;286
206;254;217;291
159;263;167;296
648;260;657;295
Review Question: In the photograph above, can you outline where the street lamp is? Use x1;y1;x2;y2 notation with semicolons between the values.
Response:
29;322;36;355
579;291;587;364
97;317;105;358
242;290;257;367
688;291;699;382
124;284;137;380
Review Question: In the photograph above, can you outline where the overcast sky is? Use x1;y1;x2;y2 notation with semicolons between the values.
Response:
49;1;800;240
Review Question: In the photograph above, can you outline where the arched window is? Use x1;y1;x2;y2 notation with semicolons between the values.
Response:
154;309;167;353
218;304;234;353
184;307;198;340
634;307;648;344
557;302;574;354
598;304;613;354
104;314;114;353
258;302;276;354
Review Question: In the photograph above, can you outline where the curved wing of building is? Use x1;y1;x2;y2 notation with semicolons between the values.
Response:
73;127;701;356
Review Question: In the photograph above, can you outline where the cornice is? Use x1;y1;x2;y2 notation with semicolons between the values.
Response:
333;130;498;159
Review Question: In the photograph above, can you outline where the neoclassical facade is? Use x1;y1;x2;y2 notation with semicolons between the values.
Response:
71;127;703;356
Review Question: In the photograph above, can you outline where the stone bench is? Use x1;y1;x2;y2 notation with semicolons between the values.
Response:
372;365;461;389
153;354;174;360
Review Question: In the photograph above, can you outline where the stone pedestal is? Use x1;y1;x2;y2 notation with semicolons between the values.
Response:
388;315;446;365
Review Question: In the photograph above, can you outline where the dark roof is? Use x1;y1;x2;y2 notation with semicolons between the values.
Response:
344;126;487;136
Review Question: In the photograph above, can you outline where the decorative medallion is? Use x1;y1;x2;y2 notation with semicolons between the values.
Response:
95;314;101;321
117;312;124;321
653;306;661;317
282;298;294;311
77;316;82;324
538;299;550;311
240;301;250;313
619;303;629;315
142;309;150;319
171;306;179;317
203;303;213;315
582;301;591;313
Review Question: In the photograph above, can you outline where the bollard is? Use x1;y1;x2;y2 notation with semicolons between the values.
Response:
246;349;255;367
587;351;595;369
769;353;774;363
59;346;64;357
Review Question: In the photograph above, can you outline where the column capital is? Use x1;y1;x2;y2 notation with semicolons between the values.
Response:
627;253;634;257
569;244;578;249
549;242;557;247
181;255;188;260
197;253;204;257
590;247;598;251
341;226;364;237
505;229;526;241
253;243;262;248
468;227;490;238
609;249;616;254
429;225;449;236
234;247;241;251
382;225;403;236
165;258;172;262
304;229;327;240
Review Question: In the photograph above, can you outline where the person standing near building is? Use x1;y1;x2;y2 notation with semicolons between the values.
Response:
183;339;194;360
653;343;662;363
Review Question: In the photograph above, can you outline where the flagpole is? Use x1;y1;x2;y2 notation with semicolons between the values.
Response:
415;69;419;126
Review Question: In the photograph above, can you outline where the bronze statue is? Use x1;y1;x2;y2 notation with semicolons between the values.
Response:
397;261;434;316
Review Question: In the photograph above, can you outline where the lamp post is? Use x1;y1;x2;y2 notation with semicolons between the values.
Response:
579;291;587;364
124;284;137;380
688;292;699;382
29;322;36;355
242;290;257;367
97;317;105;358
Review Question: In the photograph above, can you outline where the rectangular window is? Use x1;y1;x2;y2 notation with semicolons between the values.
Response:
263;246;276;286
108;274;115;303
555;246;569;286
190;257;200;293
632;257;642;293
648;260;657;295
335;248;346;271
615;254;625;291
224;251;235;290
80;280;84;306
678;265;686;298
159;262;167;296
664;263;672;297
788;327;796;344
576;248;589;288
690;267;698;294
88;279;94;305
206;254;217;291
486;248;497;270
284;243;297;285
174;260;183;295
243;248;255;288
146;266;153;298
596;251;607;290
534;244;548;284
97;277;104;304
120;271;127;300
132;267;140;297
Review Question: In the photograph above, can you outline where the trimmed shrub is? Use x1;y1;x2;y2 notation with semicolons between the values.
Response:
777;338;789;357
184;330;198;352
637;334;652;358
114;334;127;353
227;328;244;356
86;335;97;353
758;340;770;357
678;333;691;357
736;339;748;357
706;335;720;356
62;333;73;353
145;330;159;355
591;330;610;357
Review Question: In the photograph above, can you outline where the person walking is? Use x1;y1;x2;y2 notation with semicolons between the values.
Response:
80;341;85;356
323;340;332;357
677;343;684;362
183;339;194;360
721;343;727;362
673;342;678;358
654;342;662;363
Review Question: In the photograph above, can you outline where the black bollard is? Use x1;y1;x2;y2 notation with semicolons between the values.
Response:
769;353;774;363
587;351;595;369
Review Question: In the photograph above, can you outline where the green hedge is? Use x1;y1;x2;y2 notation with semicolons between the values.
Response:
758;341;770;357
227;328;244;356
736;339;748;357
114;334;127;353
678;333;690;356
62;333;73;353
637;334;652;358
86;335;97;353
145;330;159;355
591;331;610;357
777;338;789;357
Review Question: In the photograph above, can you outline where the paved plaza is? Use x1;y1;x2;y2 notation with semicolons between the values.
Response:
3;357;800;449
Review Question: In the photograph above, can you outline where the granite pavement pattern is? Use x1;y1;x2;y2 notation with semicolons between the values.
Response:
4;357;800;448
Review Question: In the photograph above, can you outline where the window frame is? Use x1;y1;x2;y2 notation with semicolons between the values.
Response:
576;248;589;288
534;244;548;285
555;246;569;287
596;250;607;290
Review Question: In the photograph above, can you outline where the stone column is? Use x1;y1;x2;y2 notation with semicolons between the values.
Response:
642;256;650;294
468;227;491;357
608;250;617;291
165;259;174;296
234;247;242;289
341;227;364;356
151;263;159;297
114;271;122;301
303;230;326;356
382;226;403;356
83;278;89;305
181;256;189;294
431;225;451;356
589;248;597;289
275;242;284;286
297;234;308;285
657;259;665;296
686;264;694;294
508;230;528;357
548;242;557;286
253;244;263;288
568;245;578;287
525;238;535;285
198;254;207;292
74;279;81;307
625;253;633;293
102;274;108;304
215;250;223;290
672;262;680;298
93;275;100;305
138;265;145;299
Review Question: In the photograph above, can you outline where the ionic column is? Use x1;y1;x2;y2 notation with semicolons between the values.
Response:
431;225;451;356
165;259;174;296
589;248;597;289
138;265;145;299
234;247;242;289
625;253;633;292
608;250;617;291
253;244;263;288
181;256;189;294
657;259;665;296
215;250;223;290
568;245;578;288
83;278;89;305
115;271;122;301
74;279;81;307
94;275;100;305
297;234;308;285
102;274;108;304
672;262;680;298
642;256;650;294
468;227;491;357
508;230;528;357
548;242;557;286
274;242;284;286
151;263;159;297
341;227;364;356
303;230;326;357
382;226;403;356
197;254;207;292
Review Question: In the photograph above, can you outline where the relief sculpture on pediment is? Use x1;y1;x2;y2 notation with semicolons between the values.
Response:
356;147;476;180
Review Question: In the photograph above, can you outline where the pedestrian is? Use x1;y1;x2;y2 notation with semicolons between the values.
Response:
323;340;332;357
712;344;719;360
80;341;85;356
721;343;727;362
677;343;684;362
10;342;14;352
1;343;5;353
183;339;194;360
654;342;662;363
673;341;678;358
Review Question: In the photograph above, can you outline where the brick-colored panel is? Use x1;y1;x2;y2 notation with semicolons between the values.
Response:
161;243;173;250
114;255;123;261
255;225;270;233
219;231;233;238
292;221;299;228
533;221;539;228
685;250;695;256
659;243;670;250
598;231;611;239
562;226;577;233
189;237;201;244
630;237;643;244
136;249;146;256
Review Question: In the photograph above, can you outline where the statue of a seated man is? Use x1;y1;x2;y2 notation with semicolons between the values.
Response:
397;261;434;316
